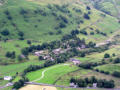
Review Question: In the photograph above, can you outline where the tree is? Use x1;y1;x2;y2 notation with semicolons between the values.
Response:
80;52;85;57
104;53;110;58
21;48;29;56
5;52;11;58
114;58;120;63
112;71;120;78
1;29;10;36
86;6;91;10
84;13;90;20
27;40;31;45
39;56;44;60
88;41;96;48
18;31;24;37
18;55;23;62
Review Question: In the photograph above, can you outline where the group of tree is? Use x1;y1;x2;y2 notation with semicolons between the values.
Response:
112;71;120;78
70;76;115;88
1;29;10;36
5;51;16;59
104;53;110;58
4;10;13;20
18;31;24;40
95;69;120;78
113;58;120;63
84;13;90;20
13;77;29;89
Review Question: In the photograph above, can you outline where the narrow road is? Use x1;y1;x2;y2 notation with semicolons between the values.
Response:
32;64;69;82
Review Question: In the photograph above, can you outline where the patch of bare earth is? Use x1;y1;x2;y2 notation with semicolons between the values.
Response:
19;85;57;90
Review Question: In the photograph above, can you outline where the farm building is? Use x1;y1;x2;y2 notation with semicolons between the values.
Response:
35;50;48;56
81;45;86;49
35;51;44;56
93;83;97;88
70;83;77;88
52;48;62;55
69;58;81;65
4;76;12;80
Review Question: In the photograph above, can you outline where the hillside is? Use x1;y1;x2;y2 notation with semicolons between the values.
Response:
0;0;120;90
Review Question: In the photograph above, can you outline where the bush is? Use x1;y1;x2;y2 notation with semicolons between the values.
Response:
104;53;110;58
59;22;66;28
90;32;94;35
1;29;10;36
7;16;12;20
86;6;91;10
27;40;32;45
39;56;44;60
112;71;120;78
114;58;120;63
84;13;90;20
18;31;24;37
80;30;88;35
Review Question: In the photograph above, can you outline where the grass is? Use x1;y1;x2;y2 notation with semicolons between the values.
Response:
26;63;79;84
0;60;44;77
94;64;120;73
56;68;120;88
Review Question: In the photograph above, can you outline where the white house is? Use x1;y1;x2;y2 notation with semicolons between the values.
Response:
70;82;78;88
69;58;81;65
35;51;44;56
93;83;97;88
4;76;12;81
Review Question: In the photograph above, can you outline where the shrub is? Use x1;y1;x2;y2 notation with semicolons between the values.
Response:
90;32;94;35
7;16;12;20
80;30;88;35
112;71;120;78
86;6;91;10
84;13;90;20
59;22;66;28
104;53;110;58
18;31;24;37
4;10;10;15
114;58;120;63
1;29;10;36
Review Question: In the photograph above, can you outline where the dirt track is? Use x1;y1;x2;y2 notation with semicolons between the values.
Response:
19;85;57;90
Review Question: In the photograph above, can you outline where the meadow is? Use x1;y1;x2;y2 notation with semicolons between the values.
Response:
26;63;79;84
0;0;120;89
94;64;120;74
0;60;44;77
56;68;120;88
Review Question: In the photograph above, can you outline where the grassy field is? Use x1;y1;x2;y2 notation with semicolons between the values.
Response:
0;0;120;89
0;60;44;77
0;0;120;64
56;68;120;88
94;64;120;73
75;45;120;63
26;63;79;84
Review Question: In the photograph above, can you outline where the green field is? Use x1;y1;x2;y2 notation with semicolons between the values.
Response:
94;64;120;73
0;60;44;77
0;0;120;89
26;63;79;84
56;68;120;88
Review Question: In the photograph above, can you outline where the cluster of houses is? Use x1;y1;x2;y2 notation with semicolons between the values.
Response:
34;48;67;61
70;82;97;88
69;58;81;65
34;47;82;65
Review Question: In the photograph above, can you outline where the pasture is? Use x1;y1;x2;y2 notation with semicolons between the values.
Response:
0;60;44;77
26;63;79;84
56;69;120;88
94;64;120;74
